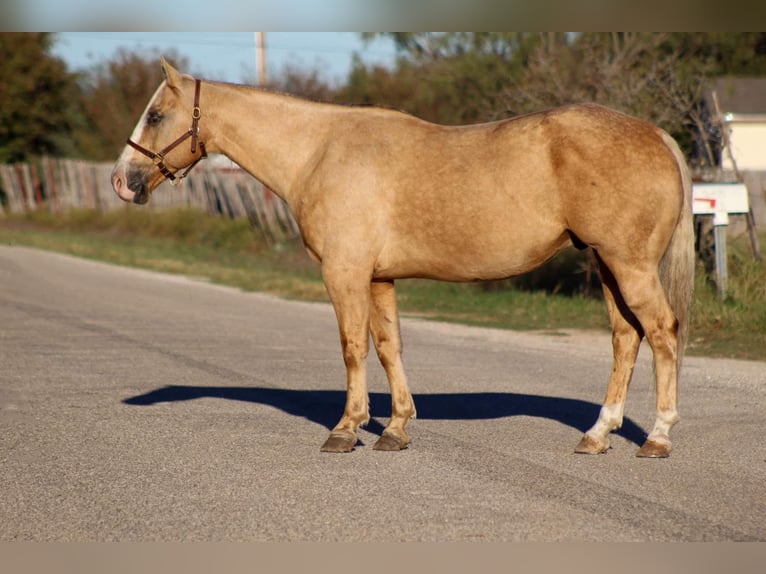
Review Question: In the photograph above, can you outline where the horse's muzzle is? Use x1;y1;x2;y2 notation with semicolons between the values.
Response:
111;165;150;204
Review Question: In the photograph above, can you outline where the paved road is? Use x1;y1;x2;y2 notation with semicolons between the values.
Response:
1;245;764;541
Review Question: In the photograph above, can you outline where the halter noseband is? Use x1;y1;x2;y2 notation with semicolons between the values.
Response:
126;79;207;183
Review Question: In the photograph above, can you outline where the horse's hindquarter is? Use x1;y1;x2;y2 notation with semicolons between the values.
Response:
544;105;684;263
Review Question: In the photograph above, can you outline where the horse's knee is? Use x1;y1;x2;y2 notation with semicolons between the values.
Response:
341;336;368;369
370;313;402;365
373;337;400;369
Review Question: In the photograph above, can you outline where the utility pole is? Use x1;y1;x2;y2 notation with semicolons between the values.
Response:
255;32;267;85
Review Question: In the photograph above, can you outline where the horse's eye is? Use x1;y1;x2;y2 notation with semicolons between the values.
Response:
147;111;163;126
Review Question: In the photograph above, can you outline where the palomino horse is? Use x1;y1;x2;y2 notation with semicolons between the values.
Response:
112;59;694;457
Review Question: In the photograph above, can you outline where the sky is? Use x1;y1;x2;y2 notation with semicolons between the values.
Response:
9;0;420;31
50;32;399;86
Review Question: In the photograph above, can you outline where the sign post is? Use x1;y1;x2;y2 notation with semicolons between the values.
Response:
692;183;750;298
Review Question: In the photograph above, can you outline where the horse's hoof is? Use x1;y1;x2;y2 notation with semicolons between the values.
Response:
574;434;610;454
373;432;409;451
636;439;671;458
320;432;357;453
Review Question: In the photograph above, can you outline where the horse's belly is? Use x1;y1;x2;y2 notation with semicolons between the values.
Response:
375;228;571;282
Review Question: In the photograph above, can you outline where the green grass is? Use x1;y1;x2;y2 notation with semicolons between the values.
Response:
2;207;765;361
687;240;766;360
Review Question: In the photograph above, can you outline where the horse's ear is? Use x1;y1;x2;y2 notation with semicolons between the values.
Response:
160;57;183;89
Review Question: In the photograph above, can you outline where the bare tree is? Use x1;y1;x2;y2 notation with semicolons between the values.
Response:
502;33;719;167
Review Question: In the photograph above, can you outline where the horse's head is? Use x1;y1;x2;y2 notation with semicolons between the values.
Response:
111;58;207;204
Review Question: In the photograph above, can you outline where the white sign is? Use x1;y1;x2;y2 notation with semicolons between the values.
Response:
692;183;750;226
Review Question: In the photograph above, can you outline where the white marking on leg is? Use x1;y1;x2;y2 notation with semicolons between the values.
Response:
586;403;623;441
647;409;679;444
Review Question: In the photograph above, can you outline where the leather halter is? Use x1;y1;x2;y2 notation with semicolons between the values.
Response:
126;79;207;183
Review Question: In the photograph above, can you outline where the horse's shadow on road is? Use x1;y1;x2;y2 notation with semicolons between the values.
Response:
123;385;648;447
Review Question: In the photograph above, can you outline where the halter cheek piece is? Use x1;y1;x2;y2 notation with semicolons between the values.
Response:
126;79;207;184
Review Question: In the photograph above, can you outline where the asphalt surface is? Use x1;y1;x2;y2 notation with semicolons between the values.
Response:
1;245;764;541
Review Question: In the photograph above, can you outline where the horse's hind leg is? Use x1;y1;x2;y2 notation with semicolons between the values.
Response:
595;255;680;458
319;262;373;453
369;280;416;451
576;252;643;454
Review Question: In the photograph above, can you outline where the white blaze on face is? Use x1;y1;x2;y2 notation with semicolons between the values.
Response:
111;81;166;202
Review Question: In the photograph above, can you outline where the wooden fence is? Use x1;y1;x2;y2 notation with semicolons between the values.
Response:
0;157;300;243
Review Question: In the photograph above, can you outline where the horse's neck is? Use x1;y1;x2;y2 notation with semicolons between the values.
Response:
204;82;331;202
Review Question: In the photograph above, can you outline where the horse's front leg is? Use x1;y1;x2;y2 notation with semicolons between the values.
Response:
320;261;372;453
369;279;416;451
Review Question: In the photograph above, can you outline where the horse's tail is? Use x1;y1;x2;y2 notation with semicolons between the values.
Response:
658;131;695;374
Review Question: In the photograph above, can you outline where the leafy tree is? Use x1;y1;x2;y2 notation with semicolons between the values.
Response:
363;32;539;64
265;63;337;102
345;33;536;124
666;32;766;76
354;33;766;164
272;31;766;162
0;33;80;163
